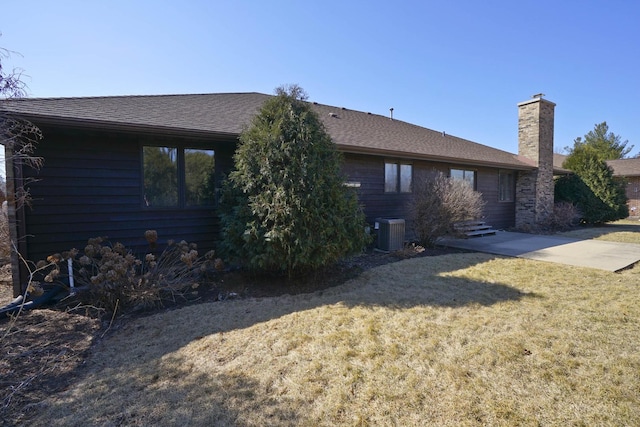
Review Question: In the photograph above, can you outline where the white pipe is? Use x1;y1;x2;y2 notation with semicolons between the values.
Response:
67;258;75;295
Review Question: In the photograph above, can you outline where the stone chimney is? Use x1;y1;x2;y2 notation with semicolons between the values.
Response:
515;94;556;229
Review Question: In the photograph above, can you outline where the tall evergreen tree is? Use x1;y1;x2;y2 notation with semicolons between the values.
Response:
558;122;629;223
220;85;369;276
563;121;632;170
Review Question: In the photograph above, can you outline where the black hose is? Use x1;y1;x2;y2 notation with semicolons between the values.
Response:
0;285;68;319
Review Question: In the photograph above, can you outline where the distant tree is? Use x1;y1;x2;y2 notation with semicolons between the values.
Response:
558;123;629;223
1;38;43;272
0;45;28;99
563;122;632;169
0;40;43;210
220;84;369;276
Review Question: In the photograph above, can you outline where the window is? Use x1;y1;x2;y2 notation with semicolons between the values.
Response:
384;163;398;192
400;164;412;193
385;161;412;193
450;168;476;190
143;145;215;208
499;170;514;202
185;149;216;206
143;146;178;207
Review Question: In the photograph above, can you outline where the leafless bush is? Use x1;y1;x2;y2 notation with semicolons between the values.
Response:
0;210;9;263
409;172;486;247
38;232;220;313
0;40;44;325
548;201;581;231
1;42;44;263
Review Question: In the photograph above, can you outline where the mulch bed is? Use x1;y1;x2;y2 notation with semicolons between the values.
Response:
0;245;461;426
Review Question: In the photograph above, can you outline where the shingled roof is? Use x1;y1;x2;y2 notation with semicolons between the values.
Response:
554;153;640;177
553;153;571;174
1;92;533;170
607;158;640;177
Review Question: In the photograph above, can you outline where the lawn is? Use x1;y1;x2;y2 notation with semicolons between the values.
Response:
558;218;640;243
25;223;640;426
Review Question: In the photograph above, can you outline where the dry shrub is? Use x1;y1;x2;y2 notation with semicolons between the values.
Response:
409;171;486;247
0;210;10;263
39;232;219;313
548;201;581;231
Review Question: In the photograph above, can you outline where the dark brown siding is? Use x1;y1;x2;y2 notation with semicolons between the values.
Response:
476;166;516;229
20;129;517;262
342;154;516;239
21;127;237;262
341;154;412;223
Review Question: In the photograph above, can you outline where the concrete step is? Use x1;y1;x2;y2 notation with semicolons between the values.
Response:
453;221;497;237
456;224;493;232
464;228;497;237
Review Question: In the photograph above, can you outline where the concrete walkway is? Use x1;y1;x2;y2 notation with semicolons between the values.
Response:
439;231;640;272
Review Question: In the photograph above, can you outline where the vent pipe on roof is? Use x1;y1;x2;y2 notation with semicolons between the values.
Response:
389;107;394;120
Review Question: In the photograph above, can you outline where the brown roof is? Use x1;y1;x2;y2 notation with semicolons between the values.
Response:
607;158;640;177
553;153;571;174
1;92;533;170
554;152;640;177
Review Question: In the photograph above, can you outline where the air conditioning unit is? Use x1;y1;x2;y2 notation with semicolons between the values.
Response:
375;218;405;252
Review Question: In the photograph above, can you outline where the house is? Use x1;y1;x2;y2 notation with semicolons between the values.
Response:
1;93;558;293
606;158;640;217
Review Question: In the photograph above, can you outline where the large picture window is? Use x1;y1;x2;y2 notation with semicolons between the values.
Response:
385;161;412;193
143;145;215;208
499;170;514;202
450;168;476;190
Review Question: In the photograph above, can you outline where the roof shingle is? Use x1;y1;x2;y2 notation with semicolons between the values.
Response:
1;92;532;169
607;158;640;177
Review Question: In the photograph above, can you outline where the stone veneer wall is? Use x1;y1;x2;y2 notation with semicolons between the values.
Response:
515;97;556;229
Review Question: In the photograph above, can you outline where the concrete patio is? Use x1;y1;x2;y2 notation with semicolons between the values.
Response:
439;231;640;272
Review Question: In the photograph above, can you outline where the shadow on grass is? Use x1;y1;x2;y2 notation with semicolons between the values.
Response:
0;310;100;426
28;253;541;425
33;366;301;426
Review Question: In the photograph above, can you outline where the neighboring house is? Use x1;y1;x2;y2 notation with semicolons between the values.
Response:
607;158;640;216
1;93;558;292
553;154;640;216
553;153;572;175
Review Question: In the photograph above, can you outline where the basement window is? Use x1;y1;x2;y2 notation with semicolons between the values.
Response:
385;161;412;193
499;170;514;202
143;146;215;208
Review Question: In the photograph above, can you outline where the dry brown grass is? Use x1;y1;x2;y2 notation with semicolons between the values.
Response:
558;218;640;243
23;245;640;426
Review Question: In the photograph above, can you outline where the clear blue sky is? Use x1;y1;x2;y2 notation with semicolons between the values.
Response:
2;0;639;158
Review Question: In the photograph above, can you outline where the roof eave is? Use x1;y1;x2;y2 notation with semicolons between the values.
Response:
338;145;535;170
4;113;240;141
4;111;539;170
